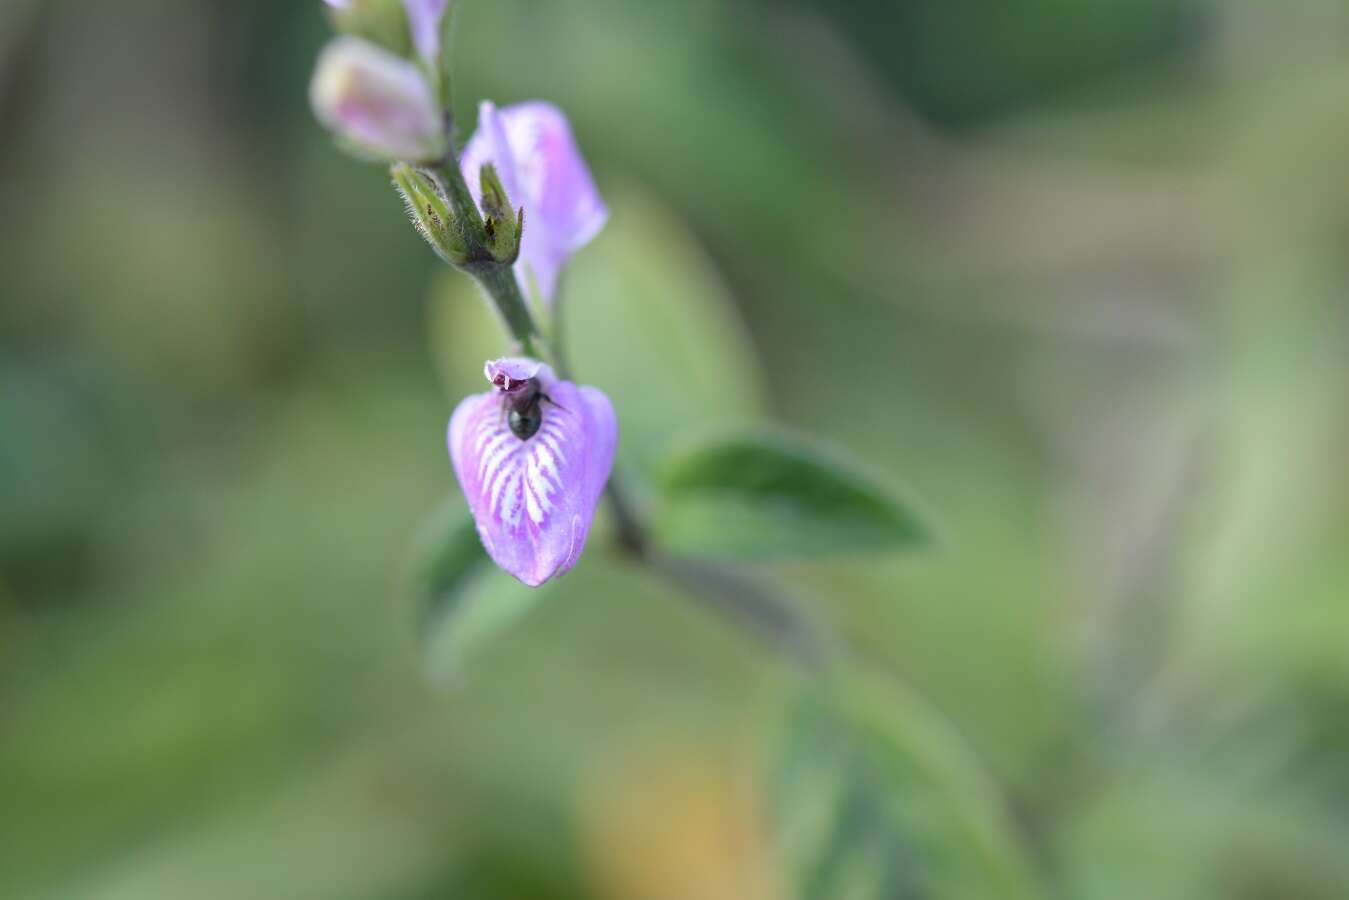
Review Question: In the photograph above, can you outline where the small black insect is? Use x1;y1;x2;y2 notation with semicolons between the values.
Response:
503;383;563;441
508;395;543;440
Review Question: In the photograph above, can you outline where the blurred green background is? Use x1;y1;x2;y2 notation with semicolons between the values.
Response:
4;1;1349;897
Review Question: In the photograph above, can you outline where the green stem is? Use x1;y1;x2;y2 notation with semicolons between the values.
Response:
586;434;823;668
428;154;541;357
429;152;484;246
477;265;540;358
547;277;572;378
602;468;649;559
649;554;831;671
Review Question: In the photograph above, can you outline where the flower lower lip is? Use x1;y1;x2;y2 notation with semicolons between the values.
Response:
449;363;617;587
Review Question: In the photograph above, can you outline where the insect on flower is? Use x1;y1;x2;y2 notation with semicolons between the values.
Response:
449;359;617;587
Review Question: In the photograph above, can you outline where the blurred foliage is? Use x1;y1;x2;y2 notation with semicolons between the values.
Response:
774;667;1041;900
5;0;1349;898
654;430;929;561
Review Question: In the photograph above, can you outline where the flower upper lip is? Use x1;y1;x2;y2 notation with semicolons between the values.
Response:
484;357;546;393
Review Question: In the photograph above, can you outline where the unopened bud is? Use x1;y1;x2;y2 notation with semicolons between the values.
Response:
391;163;467;265
310;36;444;163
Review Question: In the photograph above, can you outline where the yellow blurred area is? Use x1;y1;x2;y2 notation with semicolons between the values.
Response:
580;744;784;900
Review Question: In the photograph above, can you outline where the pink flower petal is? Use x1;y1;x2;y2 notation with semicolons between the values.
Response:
459;101;608;304
448;365;616;587
403;0;451;65
484;357;546;394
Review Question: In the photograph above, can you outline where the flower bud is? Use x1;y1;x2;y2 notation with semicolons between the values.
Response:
391;163;467;265
460;101;607;304
310;36;445;163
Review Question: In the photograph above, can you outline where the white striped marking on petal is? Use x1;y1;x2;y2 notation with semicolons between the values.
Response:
523;472;546;525
464;397;585;534
477;430;515;482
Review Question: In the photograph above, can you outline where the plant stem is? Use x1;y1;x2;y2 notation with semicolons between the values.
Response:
429;152;484;246
476;264;540;358
590;448;827;668
603;468;649;559
649;554;831;670
428;154;541;357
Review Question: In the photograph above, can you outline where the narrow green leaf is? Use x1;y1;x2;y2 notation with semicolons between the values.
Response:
655;430;929;561
403;500;542;680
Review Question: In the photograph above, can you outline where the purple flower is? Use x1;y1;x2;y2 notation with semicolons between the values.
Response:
310;36;444;162
449;358;617;587
403;0;451;65
460;101;608;305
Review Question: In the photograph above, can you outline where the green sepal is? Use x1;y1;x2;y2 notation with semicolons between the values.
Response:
477;163;523;265
391;163;468;266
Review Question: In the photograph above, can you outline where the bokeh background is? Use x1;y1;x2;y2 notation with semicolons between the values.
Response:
4;1;1349;898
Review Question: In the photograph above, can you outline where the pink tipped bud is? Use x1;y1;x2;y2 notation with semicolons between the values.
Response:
310;36;444;163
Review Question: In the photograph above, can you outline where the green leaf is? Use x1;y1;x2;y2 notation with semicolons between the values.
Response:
773;665;1043;900
563;184;767;473
403;500;542;680
654;430;929;561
